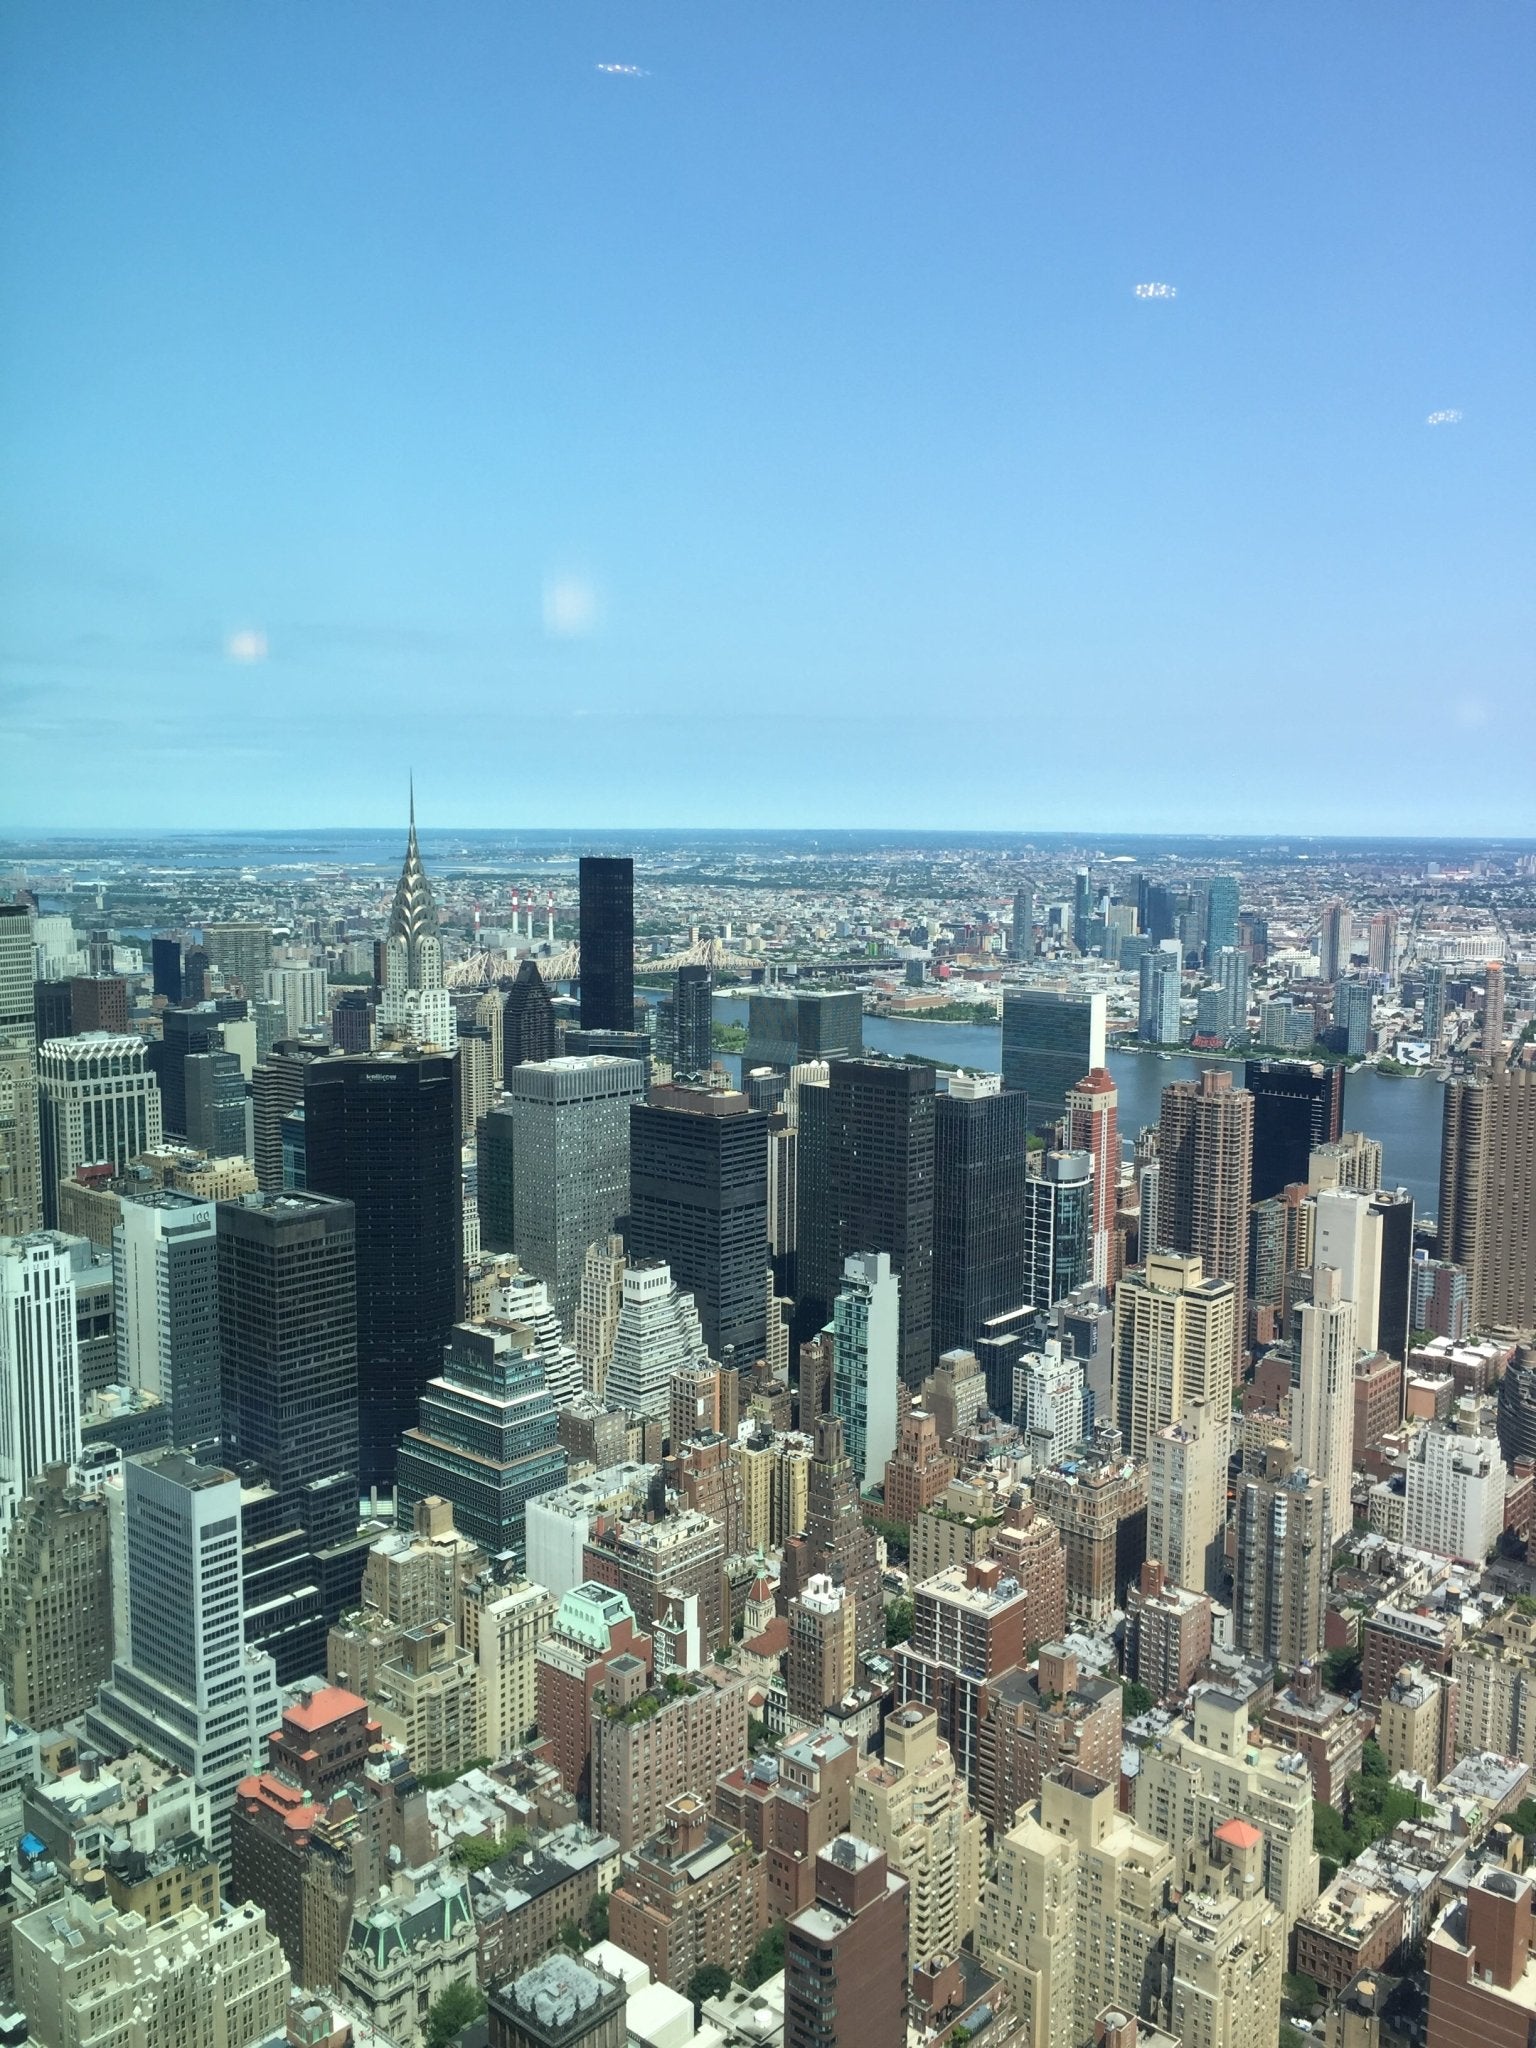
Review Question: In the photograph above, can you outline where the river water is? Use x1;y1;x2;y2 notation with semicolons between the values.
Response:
710;997;1444;1216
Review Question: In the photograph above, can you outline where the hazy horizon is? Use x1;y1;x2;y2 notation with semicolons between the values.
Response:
4;4;1532;832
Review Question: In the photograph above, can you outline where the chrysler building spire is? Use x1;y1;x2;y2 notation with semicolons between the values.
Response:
378;788;455;1053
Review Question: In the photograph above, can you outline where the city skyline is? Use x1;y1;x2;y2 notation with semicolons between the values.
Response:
3;4;1531;833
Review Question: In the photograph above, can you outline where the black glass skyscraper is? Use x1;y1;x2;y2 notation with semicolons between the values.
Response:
1371;1188;1414;1363
628;1085;769;1367
578;856;634;1032
151;935;184;1006
671;966;714;1082
933;1079;1030;1362
303;1050;463;1488
796;1057;935;1390
502;958;556;1078
217;1190;368;1677
1244;1058;1345;1201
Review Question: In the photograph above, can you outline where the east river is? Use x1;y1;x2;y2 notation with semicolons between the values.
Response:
710;998;1445;1217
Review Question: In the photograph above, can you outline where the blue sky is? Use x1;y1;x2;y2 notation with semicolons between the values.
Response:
2;3;1532;833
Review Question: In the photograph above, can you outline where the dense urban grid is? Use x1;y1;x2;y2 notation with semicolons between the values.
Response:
0;818;1534;2048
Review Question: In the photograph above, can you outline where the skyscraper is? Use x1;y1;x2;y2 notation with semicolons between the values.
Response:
831;1250;900;1491
303;1049;463;1488
1112;1250;1235;1461
1011;888;1035;959
183;1049;248;1157
217;1192;368;1681
87;1449;282;1873
603;1261;713;1421
37;1034;164;1226
784;1839;908;2048
0;1035;44;1237
505;1055;646;1328
1235;1447;1331;1668
578;856;634;1033
115;1189;222;1453
1312;1185;1383;1352
151;1003;228;1140
1438;1062;1536;1332
1147;1400;1227;1597
0;1232;81;1520
1371;1188;1415;1362
1318;900;1351;983
744;991;863;1074
0;1464;113;1728
932;1072;1030;1360
502;958;556;1077
377;794;456;1052
670;965;713;1082
1067;1068;1118;1287
1001;988;1106;1136
791;1413;882;1660
1;902;38;1043
151;934;184;1005
217;1188;361;1566
1204;874;1240;963
250;1039;328;1193
1246;1058;1345;1200
797;1058;935;1389
1293;1265;1356;1542
1422;963;1448;1053
200;923;273;998
1138;942;1183;1044
1158;1069;1253;1372
1072;868;1093;954
628;1085;769;1367
1333;978;1373;1057
1021;1150;1092;1313
396;1320;567;1568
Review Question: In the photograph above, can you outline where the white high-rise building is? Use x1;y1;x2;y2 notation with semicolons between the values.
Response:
489;1267;584;1409
1013;1339;1084;1465
113;1189;222;1455
1147;1396;1227;1596
86;1449;280;1875
1294;1264;1357;1540
377;796;456;1054
574;1234;625;1396
28;914;87;985
0;1233;81;1524
603;1261;711;1423
1312;1187;1383;1352
37;1035;163;1225
260;964;330;1039
831;1250;901;1491
1403;1404;1505;1564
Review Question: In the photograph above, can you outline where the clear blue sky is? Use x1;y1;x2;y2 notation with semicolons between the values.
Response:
3;3;1531;833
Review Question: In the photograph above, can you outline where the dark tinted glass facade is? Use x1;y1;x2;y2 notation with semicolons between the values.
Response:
1245;1058;1345;1200
628;1088;769;1366
578;856;634;1032
151;936;184;1006
932;1085;1030;1362
303;1052;463;1487
672;966;714;1081
796;1058;935;1391
503;958;556;1076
